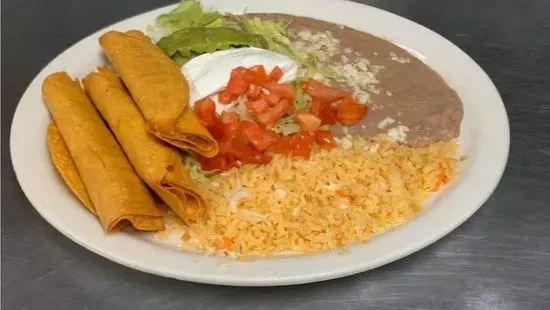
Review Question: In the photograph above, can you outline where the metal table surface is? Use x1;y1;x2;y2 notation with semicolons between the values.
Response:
2;0;549;309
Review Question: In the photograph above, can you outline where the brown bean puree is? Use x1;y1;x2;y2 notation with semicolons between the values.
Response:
251;14;463;147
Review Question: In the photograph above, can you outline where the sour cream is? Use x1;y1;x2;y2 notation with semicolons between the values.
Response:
182;47;298;114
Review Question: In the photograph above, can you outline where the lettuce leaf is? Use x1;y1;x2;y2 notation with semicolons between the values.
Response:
155;0;224;36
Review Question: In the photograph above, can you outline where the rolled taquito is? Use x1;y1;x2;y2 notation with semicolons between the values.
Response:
83;67;206;222
99;30;218;157
42;72;164;233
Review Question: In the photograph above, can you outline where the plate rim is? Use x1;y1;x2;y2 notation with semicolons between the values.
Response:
9;0;510;286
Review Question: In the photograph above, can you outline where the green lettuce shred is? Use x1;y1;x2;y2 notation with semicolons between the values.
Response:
182;155;206;182
273;115;301;136
156;0;224;36
225;15;340;81
272;81;312;136
292;78;310;111
181;154;220;182
226;15;294;56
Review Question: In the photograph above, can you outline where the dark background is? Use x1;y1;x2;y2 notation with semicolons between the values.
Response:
2;0;549;309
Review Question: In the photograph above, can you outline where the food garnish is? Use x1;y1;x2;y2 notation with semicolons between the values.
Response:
153;1;338;81
154;0;225;36
158;28;268;66
190;64;368;173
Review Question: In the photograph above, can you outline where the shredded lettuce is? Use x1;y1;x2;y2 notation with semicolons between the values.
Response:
226;15;300;60
226;15;294;55
299;49;340;81
228;96;254;121
226;15;340;81
273;115;301;136
181;154;220;182
292;79;310;111
155;0;224;36
182;155;205;182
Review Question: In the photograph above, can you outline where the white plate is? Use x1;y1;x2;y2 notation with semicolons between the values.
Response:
10;0;509;286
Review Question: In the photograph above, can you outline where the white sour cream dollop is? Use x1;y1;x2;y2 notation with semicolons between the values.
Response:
182;47;298;114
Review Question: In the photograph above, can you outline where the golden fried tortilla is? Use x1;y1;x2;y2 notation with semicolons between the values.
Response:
99;30;218;157
83;67;206;222
47;122;95;214
42;72;164;233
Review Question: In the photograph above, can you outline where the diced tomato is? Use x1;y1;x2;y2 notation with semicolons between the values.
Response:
295;111;322;132
310;99;322;116
200;66;361;172
217;141;240;169
205;117;225;140
290;131;315;159
262;91;281;106
220;111;239;124
226;78;249;96
221;122;239;141
237;121;257;131
246;98;269;115
270;136;293;156
256;99;292;128
245;151;272;165
228;135;272;165
239;121;278;151
231;66;249;76
194;97;217;127
251;132;278;151
336;96;368;125
312;101;338;125
314;130;337;150
243;70;255;85
223;136;247;158
205;113;239;142
276;98;293;115
218;89;235;104
265;130;280;142
247;65;269;85
247;84;262;100
304;79;349;102
197;154;231;172
226;67;250;97
267;66;284;83
263;82;295;100
217;138;232;155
